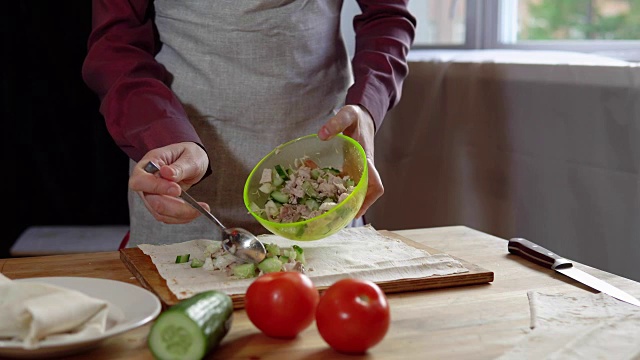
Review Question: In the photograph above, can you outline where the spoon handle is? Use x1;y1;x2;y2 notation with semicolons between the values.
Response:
143;161;227;230
176;187;227;230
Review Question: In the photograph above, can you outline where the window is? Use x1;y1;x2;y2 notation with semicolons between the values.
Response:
410;0;640;61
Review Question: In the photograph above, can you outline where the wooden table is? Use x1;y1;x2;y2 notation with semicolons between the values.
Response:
2;226;639;359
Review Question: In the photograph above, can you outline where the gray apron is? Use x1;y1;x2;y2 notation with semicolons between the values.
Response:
127;0;352;246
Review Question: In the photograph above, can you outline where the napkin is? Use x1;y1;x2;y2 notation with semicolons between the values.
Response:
0;274;110;349
498;291;640;359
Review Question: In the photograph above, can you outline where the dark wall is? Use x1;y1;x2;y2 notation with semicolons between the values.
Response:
3;3;130;258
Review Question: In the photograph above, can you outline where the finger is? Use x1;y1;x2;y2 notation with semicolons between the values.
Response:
137;191;189;224
130;162;182;197
159;147;209;186
355;161;384;218
141;193;203;224
318;106;359;140
136;142;209;188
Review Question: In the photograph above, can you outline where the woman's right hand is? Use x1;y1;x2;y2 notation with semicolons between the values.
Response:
129;142;211;224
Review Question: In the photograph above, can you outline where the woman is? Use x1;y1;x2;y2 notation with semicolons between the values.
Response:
82;0;416;246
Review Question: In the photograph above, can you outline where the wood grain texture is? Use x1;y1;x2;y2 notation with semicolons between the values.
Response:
1;252;138;285
3;226;639;359
119;230;494;309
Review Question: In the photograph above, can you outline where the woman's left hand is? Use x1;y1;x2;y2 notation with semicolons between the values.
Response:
318;105;383;219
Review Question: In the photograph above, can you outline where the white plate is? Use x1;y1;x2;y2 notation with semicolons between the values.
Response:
0;277;161;359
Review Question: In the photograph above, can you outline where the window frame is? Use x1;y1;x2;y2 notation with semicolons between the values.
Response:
411;0;640;62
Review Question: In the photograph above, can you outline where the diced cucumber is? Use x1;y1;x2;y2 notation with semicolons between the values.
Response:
302;181;318;198
176;254;190;264
148;290;233;360
304;198;320;211
292;245;306;265
270;190;289;204
310;168;321;180
272;170;284;186
282;248;295;261
264;243;281;258
274;164;290;181
233;263;257;278
190;258;204;268
323;167;341;175
257;257;283;273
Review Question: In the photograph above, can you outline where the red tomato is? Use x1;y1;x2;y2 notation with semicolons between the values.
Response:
315;278;390;354
245;271;319;338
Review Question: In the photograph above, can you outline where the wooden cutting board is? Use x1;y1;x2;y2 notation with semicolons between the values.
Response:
120;230;493;309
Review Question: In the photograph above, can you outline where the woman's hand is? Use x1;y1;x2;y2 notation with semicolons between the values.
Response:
128;142;211;224
318;105;383;219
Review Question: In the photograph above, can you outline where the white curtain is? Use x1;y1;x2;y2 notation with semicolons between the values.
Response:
369;50;640;282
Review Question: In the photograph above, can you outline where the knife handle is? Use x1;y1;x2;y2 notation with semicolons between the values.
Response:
508;237;572;270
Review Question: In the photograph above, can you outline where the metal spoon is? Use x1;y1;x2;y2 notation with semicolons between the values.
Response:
143;161;267;264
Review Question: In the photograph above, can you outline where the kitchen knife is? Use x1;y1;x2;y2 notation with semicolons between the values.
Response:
508;237;640;307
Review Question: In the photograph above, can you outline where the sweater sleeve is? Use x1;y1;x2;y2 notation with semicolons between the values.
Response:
81;0;204;161
346;0;416;131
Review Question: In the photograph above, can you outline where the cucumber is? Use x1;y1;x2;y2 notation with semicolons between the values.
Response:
270;190;289;204
190;258;204;268
264;243;281;258
271;170;285;186
148;290;233;360
233;263;257;278
292;245;306;265
302;180;318;198
274;164;289;180
323;167;341;175
257;257;283;273
304;198;320;211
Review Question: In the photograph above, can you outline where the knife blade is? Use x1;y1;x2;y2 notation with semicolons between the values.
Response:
508;237;640;307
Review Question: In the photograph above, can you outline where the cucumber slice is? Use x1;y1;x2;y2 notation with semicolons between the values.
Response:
292;245;306;265
264;243;281;258
272;170;284;186
302;181;318;198
304;198;319;211
233;263;257;278
148;290;233;360
274;164;290;180
323;167;341;175
190;258;204;268
270;190;289;204
257;257;283;273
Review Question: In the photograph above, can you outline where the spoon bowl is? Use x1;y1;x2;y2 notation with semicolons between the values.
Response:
143;161;267;264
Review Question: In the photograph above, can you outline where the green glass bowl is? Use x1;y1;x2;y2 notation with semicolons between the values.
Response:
244;134;368;241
